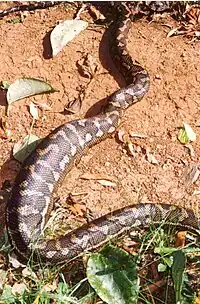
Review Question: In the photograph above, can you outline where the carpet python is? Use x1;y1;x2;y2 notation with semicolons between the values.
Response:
6;3;200;264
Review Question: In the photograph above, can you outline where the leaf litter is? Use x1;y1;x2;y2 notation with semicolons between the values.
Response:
50;19;88;57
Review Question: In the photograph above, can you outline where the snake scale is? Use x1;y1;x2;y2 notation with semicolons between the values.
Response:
6;3;200;264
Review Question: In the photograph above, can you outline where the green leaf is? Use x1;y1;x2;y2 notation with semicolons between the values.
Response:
154;246;177;255
178;123;196;144
13;134;41;163
171;250;186;304
51;19;88;56
7;78;57;104
9;17;22;24
0;80;10;90
86;245;139;304
158;263;167;272
0;285;15;304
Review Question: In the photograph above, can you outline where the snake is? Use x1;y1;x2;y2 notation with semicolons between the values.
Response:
6;3;200;264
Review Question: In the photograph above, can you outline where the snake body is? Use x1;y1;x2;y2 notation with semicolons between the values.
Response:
6;4;199;264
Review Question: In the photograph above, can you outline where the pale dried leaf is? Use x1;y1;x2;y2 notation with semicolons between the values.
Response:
184;165;200;186
127;142;136;157
117;129;126;143
167;27;179;37
13;134;41;163
69;203;86;217
193;189;200;195
33;101;52;111
12;282;27;295
7;78;56;104
89;5;106;20
51;19;88;56
41;282;57;292
77;53;99;79
65;97;82;114
185;143;195;157
97;180;117;188
22;267;37;280
81;173;115;182
146;148;158;165
29;102;39;120
0;269;7;289
129;131;147;138
184;123;196;141
9;254;26;268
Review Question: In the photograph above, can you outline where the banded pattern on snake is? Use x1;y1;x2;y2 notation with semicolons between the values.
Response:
6;3;200;264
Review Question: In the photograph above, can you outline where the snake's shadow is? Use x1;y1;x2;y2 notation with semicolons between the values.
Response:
85;23;126;118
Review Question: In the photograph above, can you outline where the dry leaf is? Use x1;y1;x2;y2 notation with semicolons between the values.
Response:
69;203;87;217
97;180;117;188
29;102;39;120
193;189;200;195
22;267;37;280
13;134;41;163
65;96;82;114
127;142;136;157
146;147;158;164
12;282;27;295
0;116;11;138
51;20;88;56
185;143;195;157
33;101;52;111
167;27;179;37
7;78;56;105
129;131;147;138
9;254;26;268
89;5;106;20
77;53;99;79
175;231;187;247
81;173;115;182
117;129;126;143
184;165;200;186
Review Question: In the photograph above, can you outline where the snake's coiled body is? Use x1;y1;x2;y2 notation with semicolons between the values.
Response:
6;4;199;264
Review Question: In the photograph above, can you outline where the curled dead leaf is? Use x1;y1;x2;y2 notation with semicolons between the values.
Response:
89;4;106;21
117;129;126;143
77;53;99;79
175;231;187;248
65;96;82;114
127;142;136;157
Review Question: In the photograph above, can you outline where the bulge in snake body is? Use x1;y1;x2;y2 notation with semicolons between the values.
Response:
6;4;199;264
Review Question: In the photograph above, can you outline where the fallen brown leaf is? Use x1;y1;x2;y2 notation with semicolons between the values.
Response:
175;231;187;247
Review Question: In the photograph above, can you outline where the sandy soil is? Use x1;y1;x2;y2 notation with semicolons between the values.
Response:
0;3;199;233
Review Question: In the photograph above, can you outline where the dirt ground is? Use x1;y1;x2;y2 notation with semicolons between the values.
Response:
0;3;199;234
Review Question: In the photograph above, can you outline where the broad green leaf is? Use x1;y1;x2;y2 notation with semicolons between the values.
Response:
178;123;196;144
13;134;41;162
51;19;88;56
171;250;186;304
7;78;56;104
154;246;177;255
87;245;139;304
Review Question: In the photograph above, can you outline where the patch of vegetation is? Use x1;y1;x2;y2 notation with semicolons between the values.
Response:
0;224;199;304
